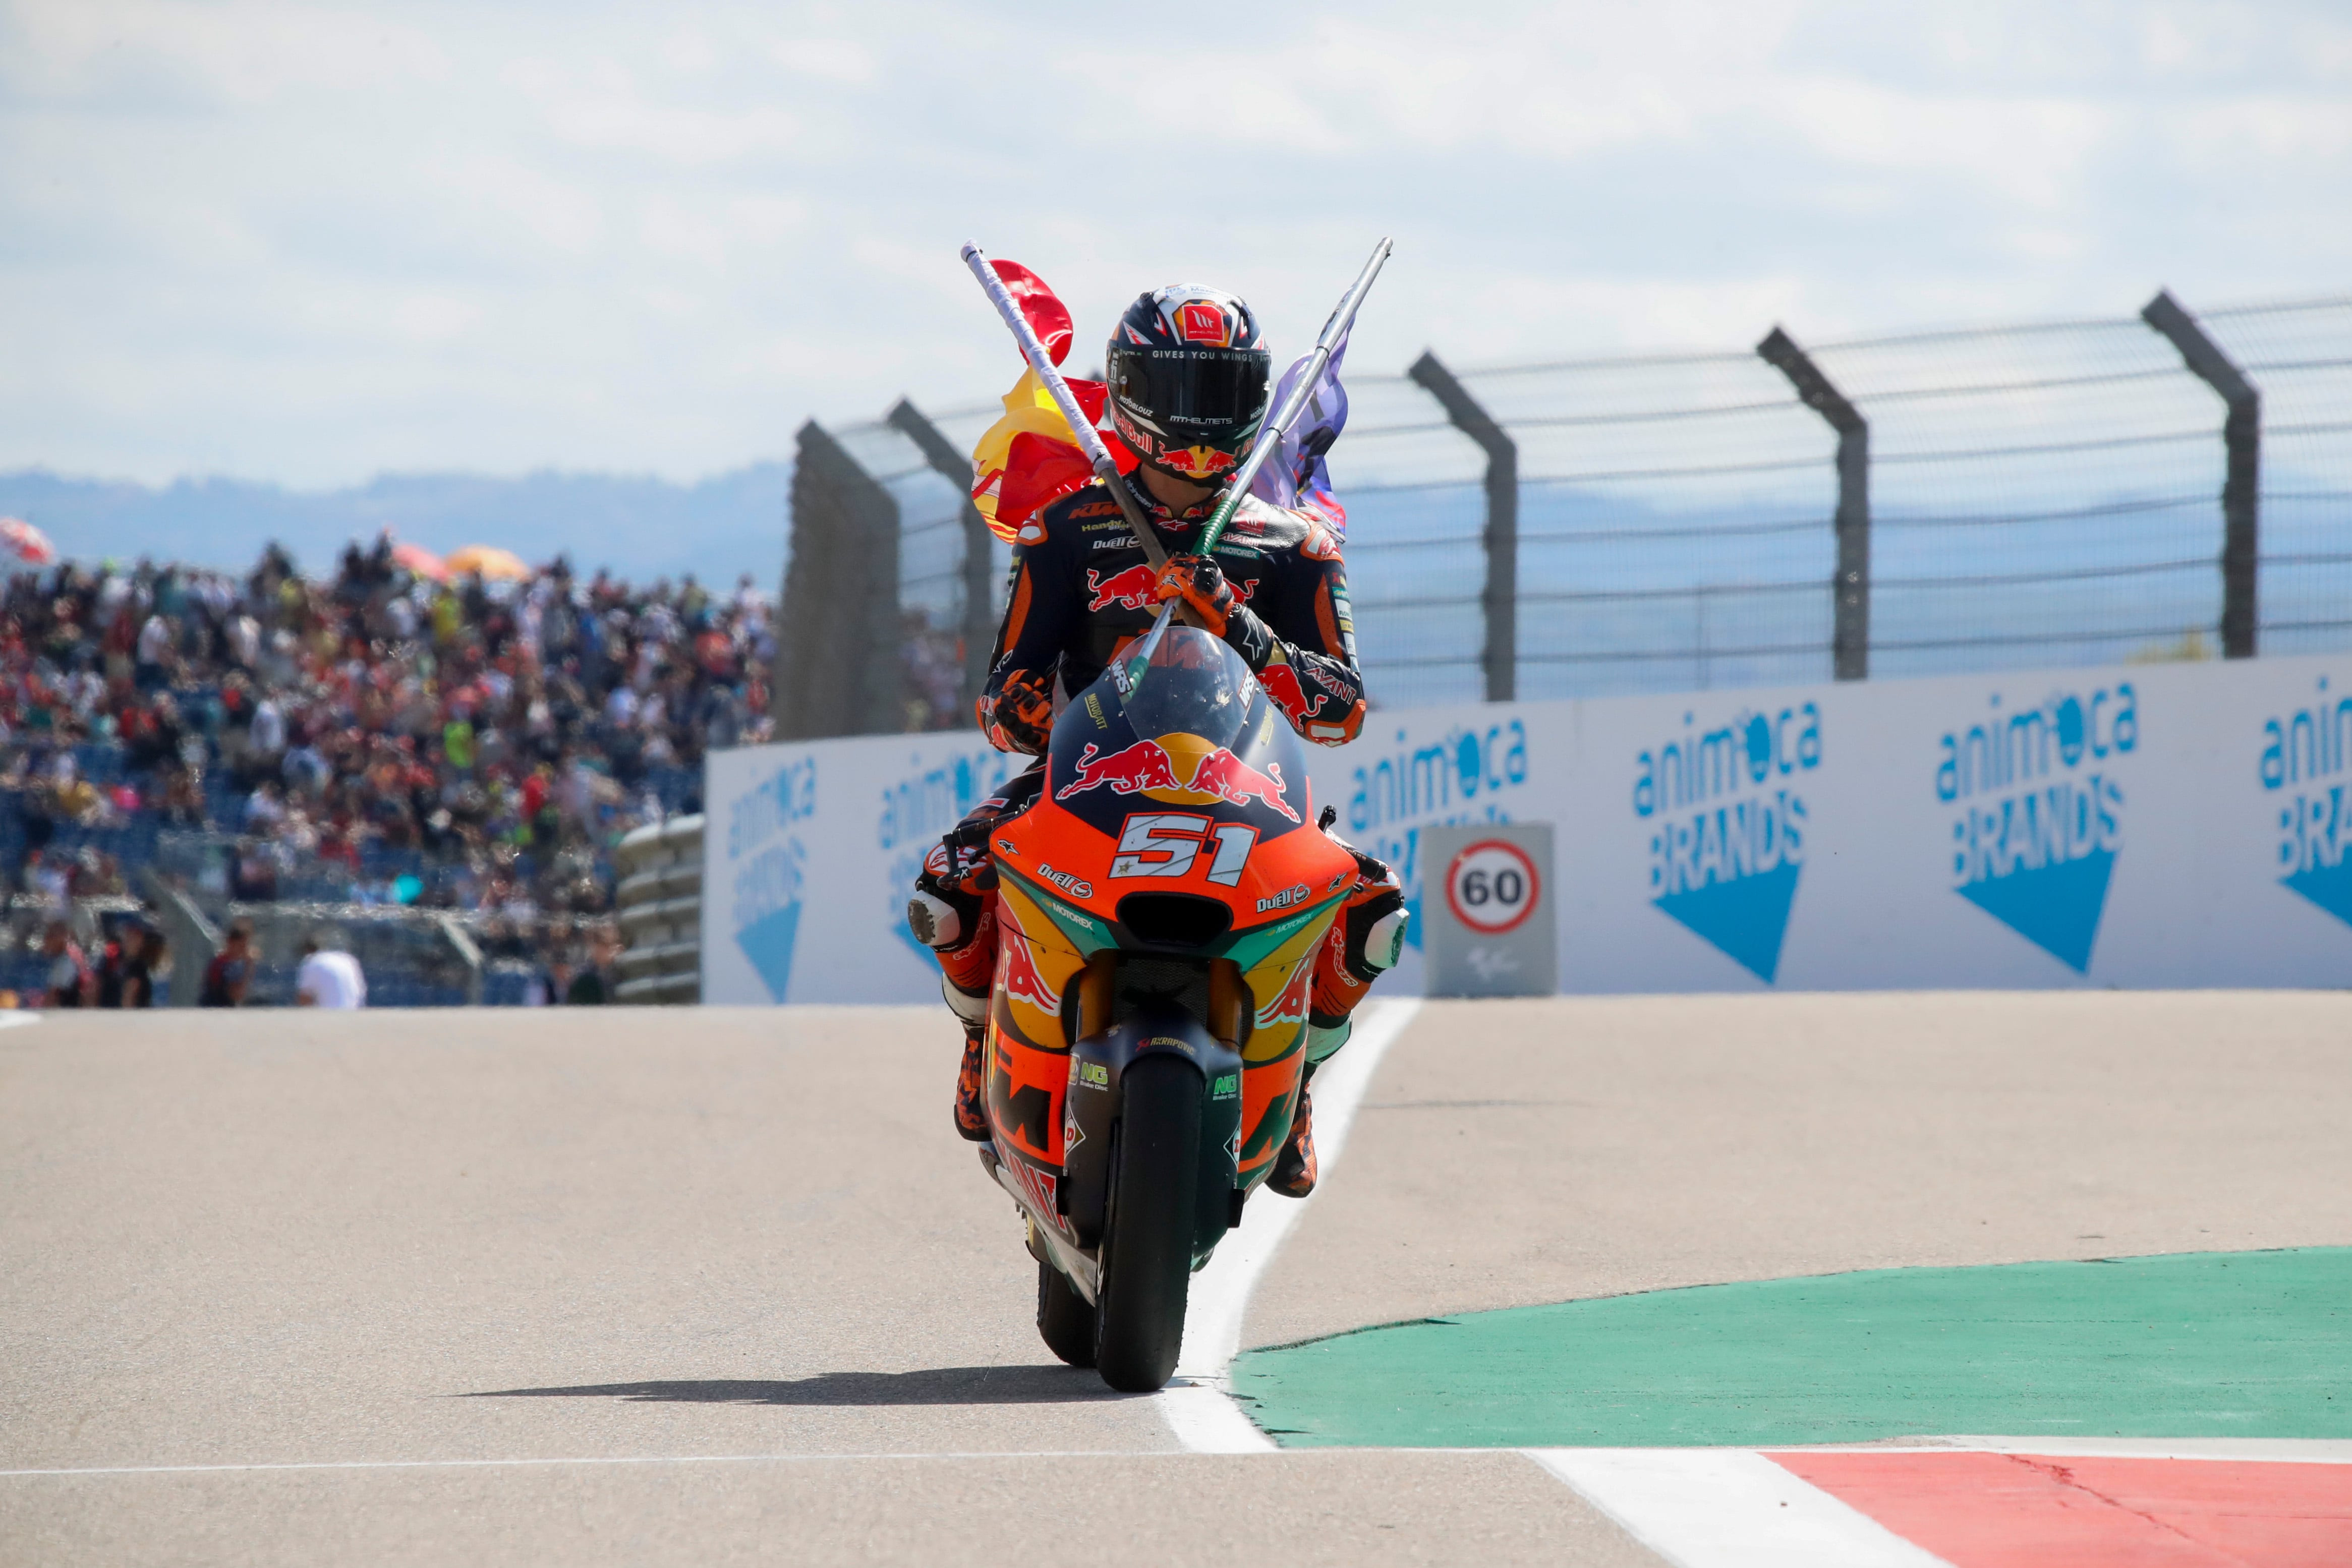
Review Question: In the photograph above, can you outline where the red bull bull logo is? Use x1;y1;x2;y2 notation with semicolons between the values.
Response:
999;936;1061;1014
1257;662;1313;724
1057;739;1299;823
1056;740;1184;799
1085;564;1162;613
1086;562;1256;615
1160;444;1238;480
1187;747;1299;822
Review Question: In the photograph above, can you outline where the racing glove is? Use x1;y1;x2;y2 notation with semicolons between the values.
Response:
1156;554;1240;638
977;668;1054;755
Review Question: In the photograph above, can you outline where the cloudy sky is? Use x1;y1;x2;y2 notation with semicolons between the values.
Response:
3;0;2348;488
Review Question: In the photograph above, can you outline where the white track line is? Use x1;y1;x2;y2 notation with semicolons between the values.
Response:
0;1012;41;1030
1159;997;1424;1453
1526;1449;1954;1568
17;1437;2342;1484
0;1451;1150;1479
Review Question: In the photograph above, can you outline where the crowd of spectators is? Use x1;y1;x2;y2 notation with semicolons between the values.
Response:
0;534;774;1002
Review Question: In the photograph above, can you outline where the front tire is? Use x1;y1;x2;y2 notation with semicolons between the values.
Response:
1093;1054;1201;1392
1037;1257;1097;1368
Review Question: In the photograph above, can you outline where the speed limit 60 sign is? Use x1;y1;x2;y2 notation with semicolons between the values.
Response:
1424;823;1557;997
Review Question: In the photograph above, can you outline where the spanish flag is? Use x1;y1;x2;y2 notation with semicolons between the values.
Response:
968;261;1135;540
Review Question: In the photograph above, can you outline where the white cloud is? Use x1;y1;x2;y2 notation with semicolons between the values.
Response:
771;37;875;86
1;0;2347;487
504;55;800;164
9;0;450;100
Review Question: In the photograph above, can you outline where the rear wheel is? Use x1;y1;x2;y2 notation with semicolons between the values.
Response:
1036;1257;1097;1368
1092;1054;1201;1392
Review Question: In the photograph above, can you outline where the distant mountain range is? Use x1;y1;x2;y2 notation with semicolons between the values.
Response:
0;464;792;589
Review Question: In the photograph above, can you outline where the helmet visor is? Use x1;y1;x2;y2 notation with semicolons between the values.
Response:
1107;346;1271;432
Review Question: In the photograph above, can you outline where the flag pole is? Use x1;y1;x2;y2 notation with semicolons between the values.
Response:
960;243;1168;572
1195;237;1392;557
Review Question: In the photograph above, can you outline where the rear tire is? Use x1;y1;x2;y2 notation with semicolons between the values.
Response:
1037;1257;1097;1368
1093;1054;1201;1392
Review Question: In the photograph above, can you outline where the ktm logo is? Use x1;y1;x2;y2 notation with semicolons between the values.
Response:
1174;301;1231;346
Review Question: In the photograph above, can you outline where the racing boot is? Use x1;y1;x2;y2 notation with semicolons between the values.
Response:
1269;1070;1318;1198
909;830;1000;1143
951;1012;991;1143
1271;839;1408;1199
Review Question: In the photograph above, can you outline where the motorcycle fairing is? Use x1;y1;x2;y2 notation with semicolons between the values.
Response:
989;640;1355;943
980;624;1366;1265
989;862;1337;1191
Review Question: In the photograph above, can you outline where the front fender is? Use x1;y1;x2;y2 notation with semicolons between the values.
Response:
1060;1006;1242;1257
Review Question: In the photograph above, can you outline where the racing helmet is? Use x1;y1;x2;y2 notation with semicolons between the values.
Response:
1105;285;1272;485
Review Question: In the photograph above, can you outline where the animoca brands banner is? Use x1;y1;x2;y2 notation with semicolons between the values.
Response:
702;655;2352;1003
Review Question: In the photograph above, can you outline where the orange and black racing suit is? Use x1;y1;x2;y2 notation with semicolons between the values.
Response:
917;475;1400;1060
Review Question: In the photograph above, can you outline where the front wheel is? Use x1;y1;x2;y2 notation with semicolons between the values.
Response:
1093;1054;1201;1392
1037;1257;1096;1368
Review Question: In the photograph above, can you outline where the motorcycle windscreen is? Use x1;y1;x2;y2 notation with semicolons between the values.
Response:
1116;621;1254;751
1050;622;1314;843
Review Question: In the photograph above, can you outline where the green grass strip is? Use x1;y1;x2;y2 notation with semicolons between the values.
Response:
1232;1248;2352;1448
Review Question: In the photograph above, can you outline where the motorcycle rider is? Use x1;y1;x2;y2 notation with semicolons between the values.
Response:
907;283;1404;1199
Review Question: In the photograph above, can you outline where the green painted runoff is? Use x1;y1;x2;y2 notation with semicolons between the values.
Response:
1231;1248;2352;1448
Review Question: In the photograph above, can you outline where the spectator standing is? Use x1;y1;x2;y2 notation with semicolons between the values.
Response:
96;920;162;1008
200;918;256;1008
566;924;619;1005
135;610;173;689
39;919;91;1008
249;691;285;763
295;932;366;1009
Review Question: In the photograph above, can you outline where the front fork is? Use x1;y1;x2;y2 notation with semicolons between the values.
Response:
1059;995;1244;1263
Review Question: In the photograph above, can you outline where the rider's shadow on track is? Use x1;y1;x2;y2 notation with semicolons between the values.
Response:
462;1367;1136;1406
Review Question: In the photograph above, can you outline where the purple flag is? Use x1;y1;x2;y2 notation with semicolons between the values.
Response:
1249;327;1351;535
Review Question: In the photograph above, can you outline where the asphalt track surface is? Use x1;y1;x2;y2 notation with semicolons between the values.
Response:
5;992;2349;1564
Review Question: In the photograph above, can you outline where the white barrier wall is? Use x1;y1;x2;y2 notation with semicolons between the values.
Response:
703;653;2352;1003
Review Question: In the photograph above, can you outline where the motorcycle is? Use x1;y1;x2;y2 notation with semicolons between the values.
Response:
972;617;1364;1392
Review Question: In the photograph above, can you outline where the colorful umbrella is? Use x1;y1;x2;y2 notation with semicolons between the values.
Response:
0;516;56;569
390;542;449;583
444;544;532;581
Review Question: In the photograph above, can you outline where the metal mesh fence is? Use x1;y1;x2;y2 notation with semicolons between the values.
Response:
1352;352;1840;705
780;292;2352;730
2203;299;2352;654
1809;315;2230;676
820;421;974;732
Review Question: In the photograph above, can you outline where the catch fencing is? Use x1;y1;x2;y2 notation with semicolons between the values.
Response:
773;292;2352;728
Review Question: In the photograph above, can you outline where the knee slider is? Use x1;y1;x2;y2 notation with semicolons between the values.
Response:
906;888;963;949
1343;888;1407;983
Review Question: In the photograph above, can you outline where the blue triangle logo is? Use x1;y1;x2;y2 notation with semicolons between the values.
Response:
1956;847;2113;973
736;900;802;1002
2283;859;2352;929
1653;860;1800;983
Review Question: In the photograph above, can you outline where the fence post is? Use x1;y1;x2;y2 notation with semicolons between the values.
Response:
776;419;901;739
886;398;995;721
139;869;217;1009
436;915;485;1007
1407;351;1517;702
2142;290;2261;659
1756;326;1870;682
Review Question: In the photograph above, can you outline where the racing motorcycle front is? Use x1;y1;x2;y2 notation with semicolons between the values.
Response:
964;620;1365;1391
